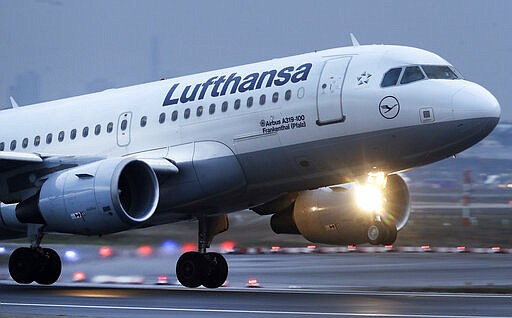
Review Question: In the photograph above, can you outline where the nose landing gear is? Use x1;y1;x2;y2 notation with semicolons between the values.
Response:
176;215;229;289
367;221;397;245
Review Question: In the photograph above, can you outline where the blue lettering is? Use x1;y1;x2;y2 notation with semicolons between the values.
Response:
162;63;312;106
162;83;180;106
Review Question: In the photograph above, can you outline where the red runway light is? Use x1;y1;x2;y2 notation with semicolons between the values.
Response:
182;242;197;253
220;241;235;252
138;245;153;257
246;278;261;288
73;272;86;282
99;246;113;258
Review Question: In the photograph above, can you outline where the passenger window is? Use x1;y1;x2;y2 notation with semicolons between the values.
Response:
22;138;28;148
247;97;253;108
58;131;65;142
221;101;228;112
107;122;114;133
234;99;241;110
120;120;127;131
70;129;77;140
209;103;216;115
159;112;166;124
184;108;190;119
400;66;425;84
34;136;41;146
82;127;89;137
171;110;178;121
46;133;52;144
381;68;402;87
10;140;16;151
197;106;203;117
259;94;266;105
272;92;279;103
285;90;292;101
140;116;147;127
0;142;4;151
94;124;101;135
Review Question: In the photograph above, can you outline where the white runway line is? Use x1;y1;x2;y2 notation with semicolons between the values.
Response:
0;302;510;318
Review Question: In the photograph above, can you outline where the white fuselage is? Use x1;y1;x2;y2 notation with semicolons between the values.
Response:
0;45;500;222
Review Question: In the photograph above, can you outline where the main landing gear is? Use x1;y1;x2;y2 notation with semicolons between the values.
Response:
9;225;62;285
176;215;229;288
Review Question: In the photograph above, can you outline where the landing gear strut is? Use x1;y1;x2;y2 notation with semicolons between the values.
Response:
9;225;62;285
176;215;229;288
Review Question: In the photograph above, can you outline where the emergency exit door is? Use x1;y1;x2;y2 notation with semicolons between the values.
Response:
316;57;351;125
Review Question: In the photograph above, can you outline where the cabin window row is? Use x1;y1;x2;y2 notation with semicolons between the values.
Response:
147;89;293;125
0;89;295;151
0;122;115;151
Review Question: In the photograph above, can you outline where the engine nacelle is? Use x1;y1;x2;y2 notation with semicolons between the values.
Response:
17;158;159;235
271;174;410;245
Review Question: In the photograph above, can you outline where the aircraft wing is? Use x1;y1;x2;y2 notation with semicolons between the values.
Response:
0;152;178;204
0;151;44;172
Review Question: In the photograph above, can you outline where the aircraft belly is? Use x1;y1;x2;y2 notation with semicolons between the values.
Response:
235;117;498;193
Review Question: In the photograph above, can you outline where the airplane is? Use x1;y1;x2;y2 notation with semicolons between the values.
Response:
0;37;500;288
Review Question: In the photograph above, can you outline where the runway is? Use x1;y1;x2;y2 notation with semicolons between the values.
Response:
0;284;511;318
0;249;511;317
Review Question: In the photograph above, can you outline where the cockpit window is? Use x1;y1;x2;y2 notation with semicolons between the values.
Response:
400;66;425;84
422;65;459;80
381;68;402;87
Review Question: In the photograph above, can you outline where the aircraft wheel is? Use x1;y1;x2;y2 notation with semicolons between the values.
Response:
35;248;62;285
382;224;398;245
203;252;228;289
9;247;37;284
367;222;385;245
176;251;207;288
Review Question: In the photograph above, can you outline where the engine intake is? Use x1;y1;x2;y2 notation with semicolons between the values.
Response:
271;174;410;245
22;158;159;235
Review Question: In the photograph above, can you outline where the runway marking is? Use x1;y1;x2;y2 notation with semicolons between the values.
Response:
0;302;510;318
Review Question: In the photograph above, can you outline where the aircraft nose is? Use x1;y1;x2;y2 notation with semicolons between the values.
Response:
452;82;501;120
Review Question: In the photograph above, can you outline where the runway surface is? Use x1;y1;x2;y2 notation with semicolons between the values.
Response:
0;249;511;317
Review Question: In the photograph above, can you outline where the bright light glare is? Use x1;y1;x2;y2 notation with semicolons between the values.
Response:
355;172;386;214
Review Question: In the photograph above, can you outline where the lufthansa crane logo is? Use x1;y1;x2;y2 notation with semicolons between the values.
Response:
379;96;400;119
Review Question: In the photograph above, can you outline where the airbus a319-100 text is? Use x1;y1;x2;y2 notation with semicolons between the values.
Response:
0;37;500;288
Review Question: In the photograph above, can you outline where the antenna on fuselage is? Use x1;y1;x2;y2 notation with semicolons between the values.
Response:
350;33;360;47
9;96;19;108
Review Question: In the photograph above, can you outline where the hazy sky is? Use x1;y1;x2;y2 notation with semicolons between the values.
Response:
1;0;511;119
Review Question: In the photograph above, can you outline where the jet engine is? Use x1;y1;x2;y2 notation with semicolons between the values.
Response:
13;158;159;235
270;174;410;245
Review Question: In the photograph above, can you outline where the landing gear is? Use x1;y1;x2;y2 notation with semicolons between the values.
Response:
8;225;62;285
367;221;397;245
176;215;229;288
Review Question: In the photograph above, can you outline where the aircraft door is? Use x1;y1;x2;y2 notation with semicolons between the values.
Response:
117;112;132;147
316;57;352;125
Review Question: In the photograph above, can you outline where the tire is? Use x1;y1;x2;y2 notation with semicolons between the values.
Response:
367;222;384;245
9;247;37;284
382;224;398;245
203;252;228;289
35;248;62;285
176;251;207;288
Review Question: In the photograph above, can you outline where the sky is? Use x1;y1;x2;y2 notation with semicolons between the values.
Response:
1;0;511;119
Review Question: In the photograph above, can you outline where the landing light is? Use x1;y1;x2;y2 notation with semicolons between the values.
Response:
355;172;386;214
